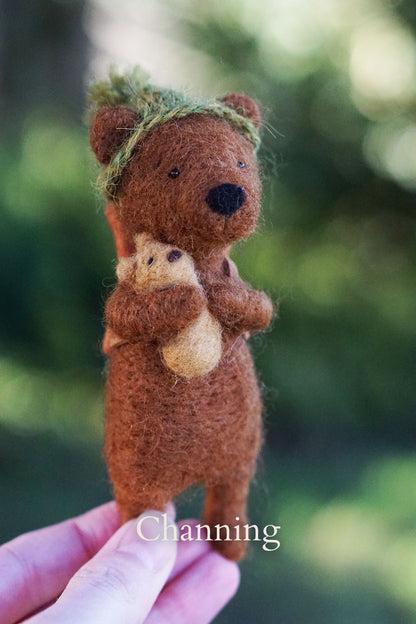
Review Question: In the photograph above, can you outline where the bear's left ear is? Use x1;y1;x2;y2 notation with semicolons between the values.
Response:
220;93;262;129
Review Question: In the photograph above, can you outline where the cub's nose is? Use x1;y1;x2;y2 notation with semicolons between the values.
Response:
206;183;246;218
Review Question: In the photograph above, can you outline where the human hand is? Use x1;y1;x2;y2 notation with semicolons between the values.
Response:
0;502;240;624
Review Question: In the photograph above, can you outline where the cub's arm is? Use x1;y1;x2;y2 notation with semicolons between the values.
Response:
105;281;206;343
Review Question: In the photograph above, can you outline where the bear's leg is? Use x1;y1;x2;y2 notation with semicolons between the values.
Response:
114;484;172;524
203;475;251;561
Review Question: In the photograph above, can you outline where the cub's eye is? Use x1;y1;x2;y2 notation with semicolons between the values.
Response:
237;161;245;168
167;249;182;262
148;257;154;266
169;168;180;178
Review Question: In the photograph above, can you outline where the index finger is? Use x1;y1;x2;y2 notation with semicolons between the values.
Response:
0;502;120;624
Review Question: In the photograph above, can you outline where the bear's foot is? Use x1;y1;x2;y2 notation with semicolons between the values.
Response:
204;479;251;561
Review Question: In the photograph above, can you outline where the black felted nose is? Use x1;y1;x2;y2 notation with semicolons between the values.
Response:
205;184;246;218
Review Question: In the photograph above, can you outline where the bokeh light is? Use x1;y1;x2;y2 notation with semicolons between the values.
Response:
1;0;415;622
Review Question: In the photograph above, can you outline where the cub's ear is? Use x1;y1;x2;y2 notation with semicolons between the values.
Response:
89;105;139;164
116;256;136;282
220;93;262;129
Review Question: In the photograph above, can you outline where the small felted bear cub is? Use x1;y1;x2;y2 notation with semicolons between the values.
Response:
115;232;222;378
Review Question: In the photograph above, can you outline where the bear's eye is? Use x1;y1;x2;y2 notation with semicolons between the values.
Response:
167;249;182;262
238;161;245;169
148;257;154;266
169;168;180;178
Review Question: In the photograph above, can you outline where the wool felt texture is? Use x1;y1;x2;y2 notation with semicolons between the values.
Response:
114;232;222;378
102;203;134;355
88;68;261;200
89;70;273;561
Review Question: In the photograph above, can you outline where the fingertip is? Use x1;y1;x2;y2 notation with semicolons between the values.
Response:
165;501;176;520
110;509;178;573
88;509;178;575
209;551;241;598
135;509;177;542
73;500;121;537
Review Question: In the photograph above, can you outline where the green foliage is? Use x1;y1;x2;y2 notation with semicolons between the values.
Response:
86;66;150;116
1;0;416;621
0;115;114;369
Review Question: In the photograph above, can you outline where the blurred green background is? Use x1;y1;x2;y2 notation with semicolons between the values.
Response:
1;0;415;621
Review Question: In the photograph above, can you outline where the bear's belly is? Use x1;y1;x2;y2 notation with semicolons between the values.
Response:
104;334;262;489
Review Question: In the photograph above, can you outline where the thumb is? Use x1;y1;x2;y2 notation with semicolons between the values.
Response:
28;510;177;624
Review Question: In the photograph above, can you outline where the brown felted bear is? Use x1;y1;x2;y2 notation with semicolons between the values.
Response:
89;69;273;561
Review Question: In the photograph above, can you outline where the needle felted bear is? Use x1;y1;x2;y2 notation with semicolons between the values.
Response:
113;232;222;378
89;69;273;561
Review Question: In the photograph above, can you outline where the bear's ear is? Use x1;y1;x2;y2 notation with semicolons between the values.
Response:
220;93;262;129
89;105;139;164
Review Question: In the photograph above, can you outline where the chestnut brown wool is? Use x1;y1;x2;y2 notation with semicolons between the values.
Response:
89;71;273;561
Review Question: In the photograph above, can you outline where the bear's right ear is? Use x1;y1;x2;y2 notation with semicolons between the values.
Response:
89;106;139;165
220;93;262;129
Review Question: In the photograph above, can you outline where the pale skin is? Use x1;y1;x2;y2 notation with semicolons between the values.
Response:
0;503;240;624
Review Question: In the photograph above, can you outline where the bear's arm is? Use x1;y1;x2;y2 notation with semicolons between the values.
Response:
206;279;274;334
105;281;207;342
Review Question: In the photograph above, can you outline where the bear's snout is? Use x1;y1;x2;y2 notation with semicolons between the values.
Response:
206;184;246;218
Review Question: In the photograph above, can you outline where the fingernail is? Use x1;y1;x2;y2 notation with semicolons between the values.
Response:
118;510;177;572
137;510;178;541
165;502;176;520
